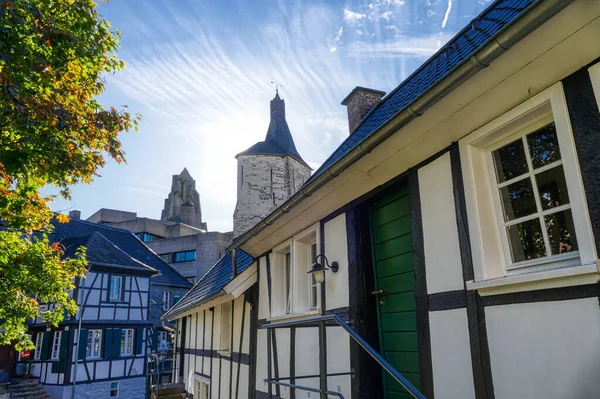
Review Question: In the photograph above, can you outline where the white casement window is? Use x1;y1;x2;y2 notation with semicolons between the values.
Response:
86;330;102;359
460;84;597;290
51;331;62;360
271;224;321;318
158;331;169;350
34;332;43;360
110;382;119;397
309;242;319;310
120;329;134;356
283;251;292;314
219;302;232;352
109;276;122;302
162;291;171;311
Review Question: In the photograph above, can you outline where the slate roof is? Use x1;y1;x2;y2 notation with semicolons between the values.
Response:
163;249;254;319
309;0;538;182
237;92;310;168
51;218;192;288
61;232;157;273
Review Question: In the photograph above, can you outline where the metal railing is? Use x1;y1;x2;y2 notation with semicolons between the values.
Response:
261;314;426;399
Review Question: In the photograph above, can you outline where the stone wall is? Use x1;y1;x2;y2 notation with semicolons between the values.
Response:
73;376;146;399
233;154;311;237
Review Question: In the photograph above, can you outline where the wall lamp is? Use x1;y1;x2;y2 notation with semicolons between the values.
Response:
307;254;339;284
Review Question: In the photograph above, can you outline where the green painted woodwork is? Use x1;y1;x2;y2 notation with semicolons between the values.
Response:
369;186;420;399
78;329;88;360
380;311;417;332
376;253;413;278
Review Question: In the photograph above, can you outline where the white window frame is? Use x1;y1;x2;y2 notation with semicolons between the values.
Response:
120;329;134;356
109;275;122;302
34;332;43;360
270;223;321;319
162;291;171;311
460;83;597;292
219;302;232;353
195;375;210;399
51;331;62;360
86;329;102;359
110;381;119;397
308;241;319;310
157;331;169;350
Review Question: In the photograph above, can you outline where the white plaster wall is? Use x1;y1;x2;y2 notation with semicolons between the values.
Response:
486;298;600;399
256;329;269;394
589;62;600;110
418;152;465;294
258;257;270;320
429;309;475;399
326;326;351;399
324;214;349;310
294;327;320;394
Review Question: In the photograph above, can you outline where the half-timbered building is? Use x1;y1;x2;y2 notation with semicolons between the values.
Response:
17;218;192;398
165;0;600;398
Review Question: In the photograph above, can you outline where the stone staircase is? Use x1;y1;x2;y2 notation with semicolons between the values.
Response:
9;379;49;399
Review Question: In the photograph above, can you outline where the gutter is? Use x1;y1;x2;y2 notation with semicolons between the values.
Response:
228;0;574;252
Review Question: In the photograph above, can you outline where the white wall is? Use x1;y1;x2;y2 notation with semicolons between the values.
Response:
418;153;465;294
486;298;600;399
324;214;349;310
429;309;476;399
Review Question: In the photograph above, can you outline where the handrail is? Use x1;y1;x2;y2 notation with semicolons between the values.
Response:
261;314;426;399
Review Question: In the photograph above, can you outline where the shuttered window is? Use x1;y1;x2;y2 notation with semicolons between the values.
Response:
51;331;61;360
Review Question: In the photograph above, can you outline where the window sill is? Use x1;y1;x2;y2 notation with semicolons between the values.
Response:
267;309;322;322
466;262;600;296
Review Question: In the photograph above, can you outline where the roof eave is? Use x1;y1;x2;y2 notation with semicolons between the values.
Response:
227;0;574;253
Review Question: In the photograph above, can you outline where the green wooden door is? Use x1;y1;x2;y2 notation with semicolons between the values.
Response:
369;186;420;399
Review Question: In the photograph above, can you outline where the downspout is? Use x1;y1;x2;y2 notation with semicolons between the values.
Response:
227;0;574;253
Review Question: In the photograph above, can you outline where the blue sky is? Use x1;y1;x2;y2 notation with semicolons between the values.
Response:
48;0;492;232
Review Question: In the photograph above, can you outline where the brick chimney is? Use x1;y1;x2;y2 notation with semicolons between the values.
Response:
69;210;81;220
341;86;386;135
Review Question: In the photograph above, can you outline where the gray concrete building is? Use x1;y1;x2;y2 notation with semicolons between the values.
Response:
87;169;232;283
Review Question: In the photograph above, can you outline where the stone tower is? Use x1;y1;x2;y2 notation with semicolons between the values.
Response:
161;168;208;230
233;92;312;237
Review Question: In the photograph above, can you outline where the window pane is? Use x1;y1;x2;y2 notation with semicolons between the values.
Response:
499;179;537;221
545;210;578;256
506;218;546;263
527;123;561;169
536;165;570;210
493;139;528;183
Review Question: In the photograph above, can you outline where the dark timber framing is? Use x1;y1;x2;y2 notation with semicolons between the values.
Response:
346;207;383;399
450;144;495;399
563;67;600;256
407;171;435;399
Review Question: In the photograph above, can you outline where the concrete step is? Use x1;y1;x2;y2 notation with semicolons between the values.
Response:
9;378;48;399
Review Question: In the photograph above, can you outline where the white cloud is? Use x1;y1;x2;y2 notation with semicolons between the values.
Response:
343;9;367;24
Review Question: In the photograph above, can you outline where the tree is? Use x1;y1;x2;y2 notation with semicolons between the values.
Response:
0;0;139;349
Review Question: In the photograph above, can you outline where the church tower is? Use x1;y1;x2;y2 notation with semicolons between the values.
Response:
161;168;208;231
233;92;312;237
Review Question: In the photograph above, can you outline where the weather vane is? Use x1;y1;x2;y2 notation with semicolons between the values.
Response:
270;80;283;94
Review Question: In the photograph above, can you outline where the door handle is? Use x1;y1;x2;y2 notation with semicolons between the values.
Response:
371;289;385;296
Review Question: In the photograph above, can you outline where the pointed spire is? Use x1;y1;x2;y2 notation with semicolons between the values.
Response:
236;92;309;168
179;167;192;180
